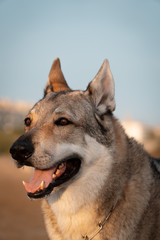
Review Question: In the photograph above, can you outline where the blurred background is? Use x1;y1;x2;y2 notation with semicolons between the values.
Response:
0;0;160;239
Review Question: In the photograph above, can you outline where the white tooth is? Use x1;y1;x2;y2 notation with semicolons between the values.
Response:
59;163;64;169
56;169;60;175
22;181;25;186
40;181;44;190
52;174;56;179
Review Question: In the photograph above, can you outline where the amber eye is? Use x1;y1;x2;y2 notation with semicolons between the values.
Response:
24;117;31;127
55;118;71;126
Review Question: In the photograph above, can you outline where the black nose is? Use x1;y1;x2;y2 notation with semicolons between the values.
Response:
10;136;34;166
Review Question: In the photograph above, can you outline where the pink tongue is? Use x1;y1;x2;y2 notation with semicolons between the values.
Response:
24;166;57;193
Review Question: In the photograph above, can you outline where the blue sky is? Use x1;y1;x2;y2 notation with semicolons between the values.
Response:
0;0;160;125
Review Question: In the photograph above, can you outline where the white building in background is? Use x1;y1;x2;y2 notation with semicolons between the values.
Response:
122;120;160;157
122;120;145;143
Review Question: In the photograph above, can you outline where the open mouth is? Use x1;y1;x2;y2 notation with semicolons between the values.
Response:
23;157;81;199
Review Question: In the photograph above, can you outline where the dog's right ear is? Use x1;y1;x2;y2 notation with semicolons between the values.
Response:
85;59;115;116
44;58;70;96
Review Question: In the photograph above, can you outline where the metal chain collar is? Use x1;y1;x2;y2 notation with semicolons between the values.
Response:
82;200;118;240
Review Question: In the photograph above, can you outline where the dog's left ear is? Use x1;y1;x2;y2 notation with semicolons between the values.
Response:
85;59;115;116
44;58;70;95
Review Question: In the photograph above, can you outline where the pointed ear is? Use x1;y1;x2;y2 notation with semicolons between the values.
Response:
85;59;115;116
44;58;70;95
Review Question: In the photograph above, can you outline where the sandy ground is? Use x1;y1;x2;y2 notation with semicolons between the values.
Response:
0;155;49;240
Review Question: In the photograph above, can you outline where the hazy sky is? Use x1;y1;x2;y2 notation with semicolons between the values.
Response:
0;0;160;125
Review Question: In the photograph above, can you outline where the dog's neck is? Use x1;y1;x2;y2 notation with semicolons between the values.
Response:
82;199;118;240
45;186;120;240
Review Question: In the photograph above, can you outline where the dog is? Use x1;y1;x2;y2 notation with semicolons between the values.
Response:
10;58;160;240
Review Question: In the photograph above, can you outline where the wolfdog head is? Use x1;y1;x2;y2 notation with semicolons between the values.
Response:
10;58;119;201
